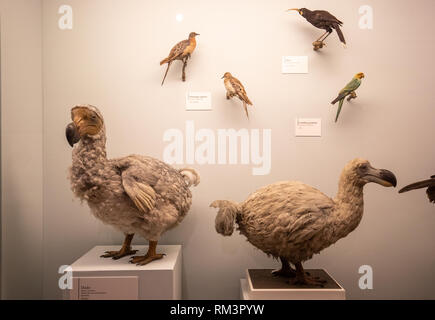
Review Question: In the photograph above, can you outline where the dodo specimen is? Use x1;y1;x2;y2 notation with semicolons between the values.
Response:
210;159;397;286
66;105;200;265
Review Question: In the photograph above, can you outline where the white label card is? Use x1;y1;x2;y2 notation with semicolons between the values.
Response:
186;92;212;110
282;56;308;74
69;276;138;300
295;118;322;137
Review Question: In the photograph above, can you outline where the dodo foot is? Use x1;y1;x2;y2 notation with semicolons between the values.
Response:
129;253;166;266
289;275;327;287
272;268;296;278
100;249;138;260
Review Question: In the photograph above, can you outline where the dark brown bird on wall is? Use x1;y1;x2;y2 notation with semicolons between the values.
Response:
399;176;435;204
222;72;253;119
288;8;346;51
160;32;199;85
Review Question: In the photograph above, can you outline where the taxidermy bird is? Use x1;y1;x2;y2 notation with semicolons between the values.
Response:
66;105;200;265
288;8;346;51
210;159;397;286
399;176;435;204
222;72;253;119
331;72;365;122
160;32;200;85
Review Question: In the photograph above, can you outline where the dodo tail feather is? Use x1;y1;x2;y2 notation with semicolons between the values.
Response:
210;200;240;236
179;168;200;187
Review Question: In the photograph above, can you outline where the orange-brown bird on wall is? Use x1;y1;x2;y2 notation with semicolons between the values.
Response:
222;72;253;119
160;32;199;85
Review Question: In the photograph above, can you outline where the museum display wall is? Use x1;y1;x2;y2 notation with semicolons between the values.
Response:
1;0;435;299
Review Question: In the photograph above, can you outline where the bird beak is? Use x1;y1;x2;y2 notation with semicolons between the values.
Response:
364;167;397;188
287;8;302;15
66;122;80;147
195;33;200;36
221;75;225;79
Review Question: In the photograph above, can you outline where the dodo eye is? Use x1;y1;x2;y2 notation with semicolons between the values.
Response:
360;164;368;170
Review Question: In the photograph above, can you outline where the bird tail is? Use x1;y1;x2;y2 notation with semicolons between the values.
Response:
245;95;253;106
243;101;249;119
333;24;346;45
335;99;344;122
331;92;345;105
179;168;200;187
161;61;172;86
160;57;170;65
210;200;241;236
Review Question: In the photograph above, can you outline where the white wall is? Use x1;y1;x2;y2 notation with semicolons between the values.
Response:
0;0;43;299
0;0;428;300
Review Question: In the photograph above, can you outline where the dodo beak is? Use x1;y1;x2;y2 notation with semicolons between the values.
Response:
364;166;397;188
66;122;80;147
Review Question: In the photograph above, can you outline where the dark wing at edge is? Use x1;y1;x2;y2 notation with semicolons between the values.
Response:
399;178;435;193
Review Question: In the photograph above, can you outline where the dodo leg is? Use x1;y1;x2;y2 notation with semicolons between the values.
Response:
100;234;138;260
291;262;327;287
272;257;296;278
130;240;165;266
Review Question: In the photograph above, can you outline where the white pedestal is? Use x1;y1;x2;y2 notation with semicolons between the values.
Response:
65;245;182;300
240;269;345;300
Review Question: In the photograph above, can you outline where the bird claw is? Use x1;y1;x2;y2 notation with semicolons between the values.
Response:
272;268;297;278
100;249;138;260
289;275;327;287
129;253;166;266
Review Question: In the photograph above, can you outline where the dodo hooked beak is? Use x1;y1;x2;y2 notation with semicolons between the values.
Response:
363;166;397;188
287;8;302;15
66;122;80;147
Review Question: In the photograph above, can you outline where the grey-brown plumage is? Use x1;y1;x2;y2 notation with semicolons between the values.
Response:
66;105;200;265
222;72;253;119
160;32;199;85
399;176;435;204
210;159;397;286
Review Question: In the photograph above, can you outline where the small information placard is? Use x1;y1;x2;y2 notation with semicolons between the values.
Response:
70;276;138;300
186;92;212;110
295;118;322;137
282;56;308;74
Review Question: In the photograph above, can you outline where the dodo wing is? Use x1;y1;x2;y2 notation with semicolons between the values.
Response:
121;166;157;215
285;187;334;243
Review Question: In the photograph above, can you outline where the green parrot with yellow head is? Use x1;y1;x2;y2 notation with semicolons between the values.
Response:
331;72;365;122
